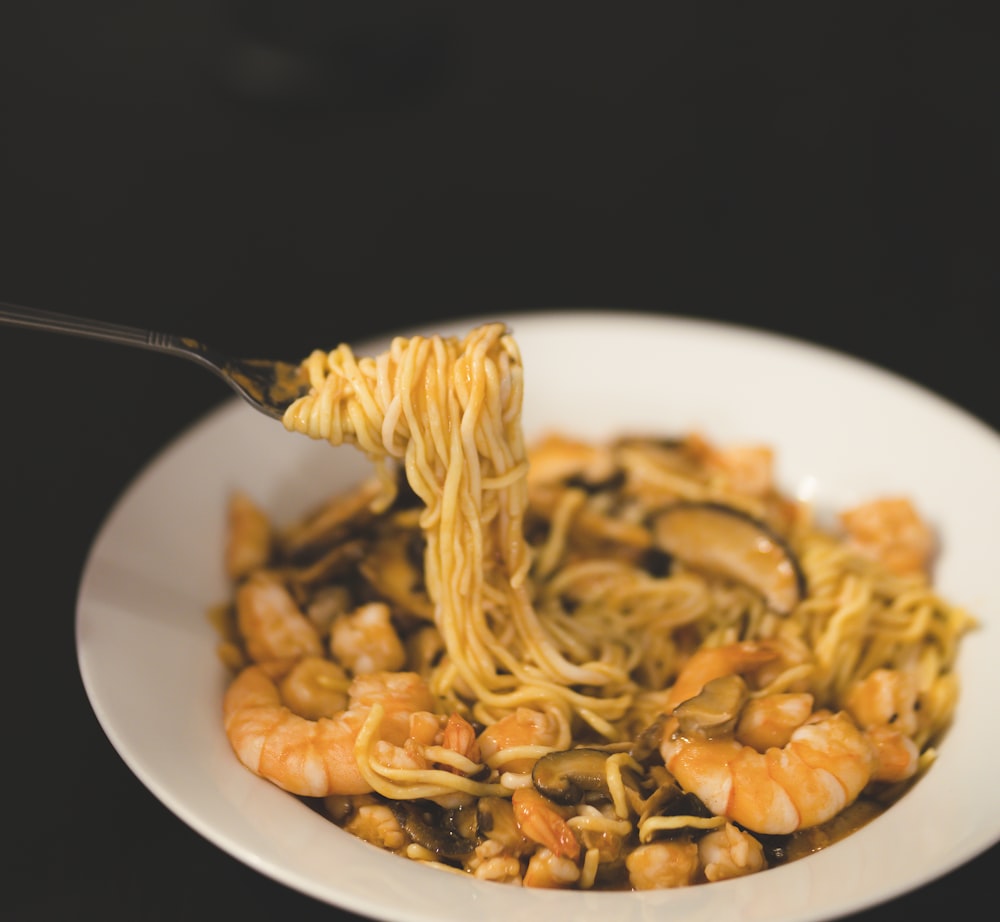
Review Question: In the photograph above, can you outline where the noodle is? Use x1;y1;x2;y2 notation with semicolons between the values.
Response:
282;324;629;726
216;322;977;890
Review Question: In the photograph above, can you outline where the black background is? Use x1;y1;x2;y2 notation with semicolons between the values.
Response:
1;4;998;920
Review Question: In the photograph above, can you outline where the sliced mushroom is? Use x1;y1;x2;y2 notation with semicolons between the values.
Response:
532;748;613;805
638;780;714;828
631;713;669;765
652;501;805;614
673;674;749;739
389;802;478;859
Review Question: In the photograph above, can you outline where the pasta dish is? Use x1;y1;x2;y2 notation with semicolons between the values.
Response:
212;322;975;889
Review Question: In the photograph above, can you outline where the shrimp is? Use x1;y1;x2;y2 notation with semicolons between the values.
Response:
511;787;580;860
864;725;920;783
660;641;888;834
467;797;534;882
344;802;407;851
661;709;876;835
513;784;584;888
223;665;435;796
278;655;350;720
329;601;406;674
466;838;525;884
697;822;767;881
522;848;582;889
703;441;776;498
664;642;781;713
736;692;815;750
844;668;920;782
625;839;700;890
844;668;919;736
224;490;272;581
839;496;935;577
477;707;564;775
442;712;481;764
236;570;323;664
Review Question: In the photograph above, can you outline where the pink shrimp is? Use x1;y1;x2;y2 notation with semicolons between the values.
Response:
477;707;564;774
703;441;776;498
844;668;921;782
625;839;700;890
511;787;580;860
735;692;816;751
697;821;767;881
224;490;273;581
661;709;876;835
223;665;435;797
664;641;781;713
839;496;935;576
236;570;323;664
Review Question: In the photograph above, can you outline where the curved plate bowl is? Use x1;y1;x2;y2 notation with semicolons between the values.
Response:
77;311;1000;922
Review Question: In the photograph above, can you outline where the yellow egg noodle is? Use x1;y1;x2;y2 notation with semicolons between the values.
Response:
215;322;976;890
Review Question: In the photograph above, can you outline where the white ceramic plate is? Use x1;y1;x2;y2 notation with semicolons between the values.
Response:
77;311;1000;922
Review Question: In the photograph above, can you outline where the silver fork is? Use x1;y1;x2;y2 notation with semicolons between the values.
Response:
0;301;311;420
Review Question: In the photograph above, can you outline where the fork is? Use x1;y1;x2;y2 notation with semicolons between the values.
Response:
0;301;311;420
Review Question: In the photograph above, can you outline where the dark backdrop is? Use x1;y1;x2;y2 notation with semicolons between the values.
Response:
1;4;997;920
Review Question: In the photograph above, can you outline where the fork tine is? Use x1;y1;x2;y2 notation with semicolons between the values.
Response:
220;357;310;420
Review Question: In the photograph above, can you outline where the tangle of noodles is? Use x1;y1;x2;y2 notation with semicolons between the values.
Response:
214;322;977;890
282;323;628;739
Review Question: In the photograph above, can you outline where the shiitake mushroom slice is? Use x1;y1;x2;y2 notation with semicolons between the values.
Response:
672;674;749;739
532;748;613;805
652;501;805;614
389;801;478;858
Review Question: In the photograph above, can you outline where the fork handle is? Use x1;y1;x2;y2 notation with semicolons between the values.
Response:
0;300;194;355
1;299;298;421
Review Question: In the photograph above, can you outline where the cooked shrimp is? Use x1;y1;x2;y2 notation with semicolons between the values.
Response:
864;725;919;782
408;709;445;749
278;655;350;720
844;668;920;782
329;601;406;674
844;668;919;736
697;822;767;881
224;490;273;581
236;570;323;664
522;848;582;889
665;642;780;713
344;802;407;850
511;787;580;860
839;496;935;576
477;707;564;775
223;665;435;796
467;797;535;885
736;692;816;750
625;839;700;890
661;709;876;835
703;442;775;498
466;838;525;884
442;712;481;764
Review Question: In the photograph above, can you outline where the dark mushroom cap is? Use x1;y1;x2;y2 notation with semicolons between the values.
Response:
653;501;806;614
531;748;613;805
673;674;750;738
389;802;478;858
